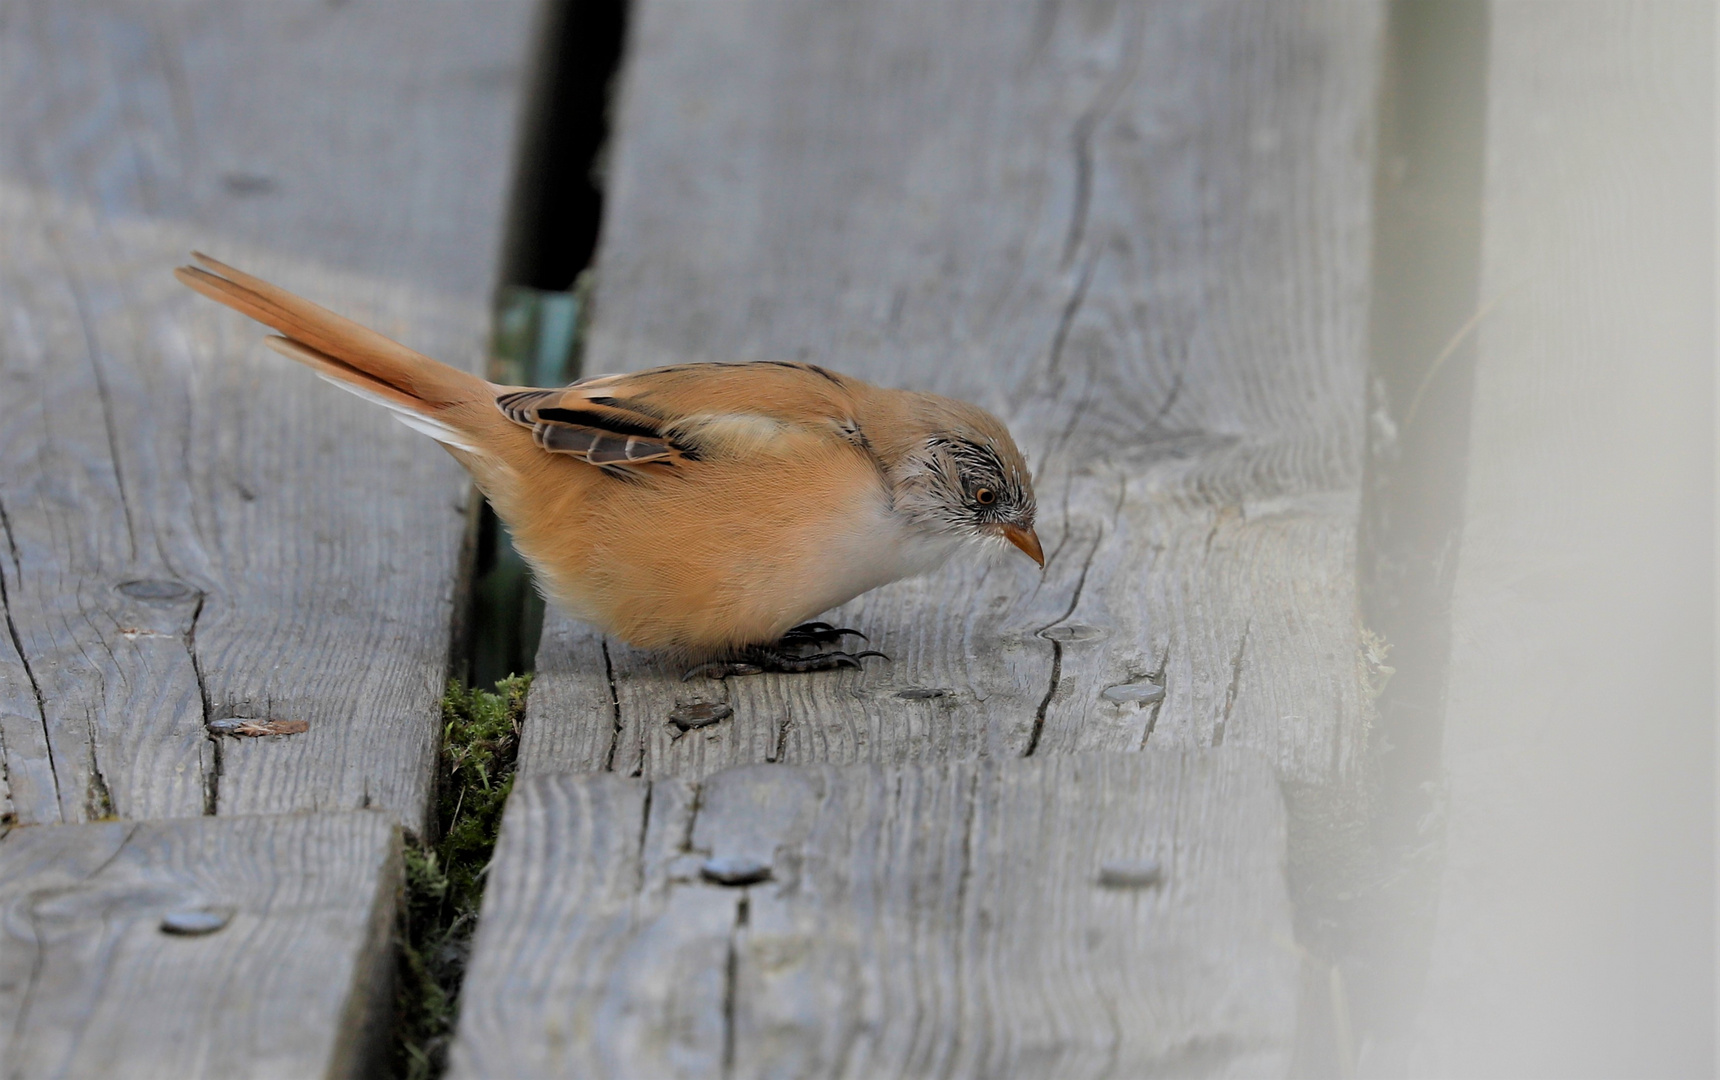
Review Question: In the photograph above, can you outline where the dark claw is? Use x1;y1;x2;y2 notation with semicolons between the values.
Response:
682;660;764;681
778;621;870;648
761;648;891;674
682;646;889;680
762;649;857;673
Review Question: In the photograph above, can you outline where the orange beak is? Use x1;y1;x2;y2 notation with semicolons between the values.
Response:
1001;524;1045;567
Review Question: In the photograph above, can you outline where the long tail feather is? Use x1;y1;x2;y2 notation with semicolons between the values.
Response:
263;337;483;453
174;253;490;410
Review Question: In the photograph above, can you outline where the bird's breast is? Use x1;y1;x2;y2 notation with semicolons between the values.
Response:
515;446;953;654
799;492;959;615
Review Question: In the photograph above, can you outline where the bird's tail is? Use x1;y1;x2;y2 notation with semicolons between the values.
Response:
174;252;496;454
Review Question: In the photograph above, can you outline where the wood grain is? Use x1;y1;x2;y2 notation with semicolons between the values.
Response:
0;811;400;1079
1399;3;1714;1074
449;751;1298;1079
0;1;536;829
522;0;1381;791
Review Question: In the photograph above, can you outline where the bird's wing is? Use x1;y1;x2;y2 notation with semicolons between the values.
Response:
496;389;690;468
495;361;870;472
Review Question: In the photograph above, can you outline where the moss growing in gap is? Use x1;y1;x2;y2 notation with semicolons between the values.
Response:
394;674;530;1079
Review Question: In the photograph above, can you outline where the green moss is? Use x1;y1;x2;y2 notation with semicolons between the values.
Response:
394;675;530;1080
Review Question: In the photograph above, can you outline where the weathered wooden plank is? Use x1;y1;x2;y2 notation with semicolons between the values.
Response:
1398;3;1714;1075
521;0;1381;790
0;0;537;829
0;811;400;1079
449;751;1297;1079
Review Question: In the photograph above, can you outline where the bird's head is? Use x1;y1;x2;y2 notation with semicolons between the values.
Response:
879;394;1043;567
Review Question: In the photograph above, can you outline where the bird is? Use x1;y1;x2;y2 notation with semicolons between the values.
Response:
175;253;1043;677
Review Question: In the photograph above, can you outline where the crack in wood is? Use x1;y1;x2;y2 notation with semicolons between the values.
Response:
1060;7;1143;267
1138;639;1173;751
1025;528;1100;757
1203;505;1241;561
0;724;11;825
202;735;222;817
1028;644;1064;759
600;639;622;771
0;498;19;566
680;778;705;854
185;591;219;816
634;780;653;893
64;276;139;562
1214;621;1250;748
1151;356;1188;426
720;891;749;1080
83;712;115;820
0;497;57;816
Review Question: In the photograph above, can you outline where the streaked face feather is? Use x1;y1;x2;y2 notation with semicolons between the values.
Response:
888;433;1036;550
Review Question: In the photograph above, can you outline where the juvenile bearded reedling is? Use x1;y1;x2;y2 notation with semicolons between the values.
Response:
176;254;1043;677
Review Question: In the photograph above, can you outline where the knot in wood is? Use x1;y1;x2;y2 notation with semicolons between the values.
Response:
117;579;200;605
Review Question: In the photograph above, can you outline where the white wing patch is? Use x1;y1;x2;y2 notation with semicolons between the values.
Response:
669;412;807;456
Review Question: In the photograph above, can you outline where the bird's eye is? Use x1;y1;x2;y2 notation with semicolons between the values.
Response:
974;487;996;506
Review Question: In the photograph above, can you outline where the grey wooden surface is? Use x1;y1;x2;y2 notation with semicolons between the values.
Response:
1402;3;1714;1075
0;812;400;1080
0;0;536;830
450;751;1297;1080
521;0;1382;791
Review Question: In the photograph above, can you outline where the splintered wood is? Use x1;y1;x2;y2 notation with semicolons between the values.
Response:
0;1;534;832
0;813;400;1079
522;0;1381;790
450;753;1298;1080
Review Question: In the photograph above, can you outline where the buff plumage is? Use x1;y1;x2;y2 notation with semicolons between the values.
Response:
176;254;1042;661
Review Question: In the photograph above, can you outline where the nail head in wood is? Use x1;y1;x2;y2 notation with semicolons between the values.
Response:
700;855;772;886
1097;859;1164;889
895;687;949;700
1101;680;1166;705
160;906;235;936
117;579;200;604
1039;623;1108;643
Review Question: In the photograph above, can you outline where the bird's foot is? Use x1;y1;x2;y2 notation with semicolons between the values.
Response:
777;621;870;649
682;634;887;681
754;645;889;674
681;659;767;680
